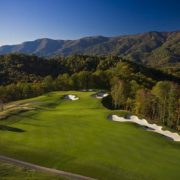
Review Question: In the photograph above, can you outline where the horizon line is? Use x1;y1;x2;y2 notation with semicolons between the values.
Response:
0;29;179;47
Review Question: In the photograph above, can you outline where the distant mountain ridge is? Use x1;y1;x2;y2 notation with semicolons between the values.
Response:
0;31;179;66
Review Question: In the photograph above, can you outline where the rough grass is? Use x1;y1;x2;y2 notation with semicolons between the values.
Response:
0;100;38;122
0;91;180;180
0;162;68;180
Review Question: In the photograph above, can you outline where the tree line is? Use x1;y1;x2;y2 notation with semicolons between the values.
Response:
0;70;110;102
111;78;180;130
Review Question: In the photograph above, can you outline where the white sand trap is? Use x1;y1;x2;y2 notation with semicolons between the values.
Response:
64;95;79;101
81;89;94;92
111;115;180;142
94;92;109;99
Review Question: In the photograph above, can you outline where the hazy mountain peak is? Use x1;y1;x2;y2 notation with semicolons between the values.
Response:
0;31;179;66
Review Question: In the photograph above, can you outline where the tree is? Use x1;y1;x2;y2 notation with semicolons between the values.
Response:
71;71;92;89
22;83;33;98
55;74;71;90
129;80;141;99
166;83;180;128
176;99;180;130
92;70;110;89
135;89;158;120
111;78;130;109
113;61;133;80
42;76;54;92
151;81;180;129
152;81;171;125
0;99;4;111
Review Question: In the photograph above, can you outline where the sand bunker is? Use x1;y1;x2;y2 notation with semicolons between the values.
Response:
94;92;109;99
111;115;180;142
64;95;79;101
81;89;94;92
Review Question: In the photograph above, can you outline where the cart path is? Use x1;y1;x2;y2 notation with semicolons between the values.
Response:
0;155;96;180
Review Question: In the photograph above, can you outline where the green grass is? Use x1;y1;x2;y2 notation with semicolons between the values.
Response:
0;91;180;180
0;162;68;180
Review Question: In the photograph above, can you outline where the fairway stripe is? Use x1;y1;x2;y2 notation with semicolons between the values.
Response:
0;155;96;180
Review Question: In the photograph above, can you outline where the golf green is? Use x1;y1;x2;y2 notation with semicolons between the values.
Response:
0;91;180;180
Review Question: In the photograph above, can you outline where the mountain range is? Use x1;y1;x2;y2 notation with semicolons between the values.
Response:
0;31;179;67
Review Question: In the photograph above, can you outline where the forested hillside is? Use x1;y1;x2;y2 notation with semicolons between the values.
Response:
0;31;179;69
0;54;179;85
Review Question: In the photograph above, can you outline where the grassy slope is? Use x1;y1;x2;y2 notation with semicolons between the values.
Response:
0;162;67;180
0;91;180;180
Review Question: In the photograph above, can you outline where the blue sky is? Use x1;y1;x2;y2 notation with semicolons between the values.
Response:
0;0;179;45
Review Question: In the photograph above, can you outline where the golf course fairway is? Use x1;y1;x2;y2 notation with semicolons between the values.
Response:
0;91;180;180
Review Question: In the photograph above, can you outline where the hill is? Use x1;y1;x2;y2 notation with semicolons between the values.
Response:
0;31;179;67
0;54;179;85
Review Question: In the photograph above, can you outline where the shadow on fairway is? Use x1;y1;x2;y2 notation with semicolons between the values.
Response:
0;125;25;132
37;98;64;110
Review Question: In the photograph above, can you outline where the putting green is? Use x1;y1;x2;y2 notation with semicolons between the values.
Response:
0;91;180;180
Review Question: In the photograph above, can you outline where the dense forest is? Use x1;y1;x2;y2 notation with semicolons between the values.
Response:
0;53;179;130
0;54;179;84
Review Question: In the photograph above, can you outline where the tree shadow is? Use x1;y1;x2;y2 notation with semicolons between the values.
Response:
0;125;25;132
101;95;114;110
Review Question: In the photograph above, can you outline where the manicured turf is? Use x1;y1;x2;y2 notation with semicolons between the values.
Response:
0;162;67;180
0;91;180;180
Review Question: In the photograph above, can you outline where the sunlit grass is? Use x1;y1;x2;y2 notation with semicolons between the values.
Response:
0;91;180;180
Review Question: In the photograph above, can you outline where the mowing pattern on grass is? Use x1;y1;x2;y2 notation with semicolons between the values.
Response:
0;91;180;180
